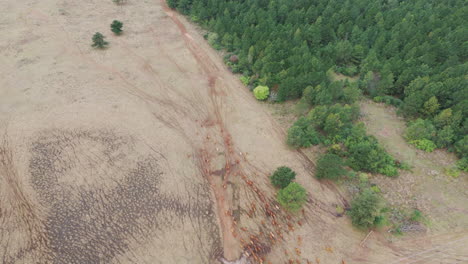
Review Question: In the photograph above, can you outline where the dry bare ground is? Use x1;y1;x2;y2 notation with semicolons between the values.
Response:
0;0;466;263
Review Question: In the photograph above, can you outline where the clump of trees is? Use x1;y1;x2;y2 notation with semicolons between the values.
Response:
277;182;307;212
167;0;467;166
91;32;108;49
270;166;296;188
111;20;124;35
269;166;307;212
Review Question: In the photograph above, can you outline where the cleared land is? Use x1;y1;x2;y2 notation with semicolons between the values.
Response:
0;0;466;263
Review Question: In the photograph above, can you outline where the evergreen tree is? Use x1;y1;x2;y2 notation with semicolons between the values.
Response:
92;33;108;49
111;20;123;35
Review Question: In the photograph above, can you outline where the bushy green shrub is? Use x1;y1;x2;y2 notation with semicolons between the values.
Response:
434;126;454;148
91;32;108;49
445;167;461;178
240;76;250;86
287;117;322;148
207;32;220;49
277;182;307;212
373;96;403;107
306;105;329;129
253;85;269;100
270;166;296;189
456;158;468;172
111;20;123;35
315;153;347;180
348;189;383;229
166;0;177;8
410;139;437;152
346;136;398;177
405;119;436;141
454;136;468;158
343;83;362;104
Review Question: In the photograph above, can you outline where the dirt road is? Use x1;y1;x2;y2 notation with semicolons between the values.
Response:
1;0;466;263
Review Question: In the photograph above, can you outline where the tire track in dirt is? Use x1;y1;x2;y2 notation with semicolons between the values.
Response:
160;1;245;260
159;3;338;263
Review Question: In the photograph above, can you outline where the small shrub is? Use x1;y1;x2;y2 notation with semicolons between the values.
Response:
370;185;381;193
445;167;461;178
207;32;220;49
315;153;347;180
410;139;437;152
253;85;269;100
456;158;468;172
336;205;345;215
91;32;108;49
397;161;412;171
348;189;383;229
113;0;126;5
111;20;123;35
240;76;250;86
359;173;369;184
454;136;468;158
270;166;296;189
410;209;423;222
277;182;307;212
434;126;454;148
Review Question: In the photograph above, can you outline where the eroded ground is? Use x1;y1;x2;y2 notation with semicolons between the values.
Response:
1;0;467;263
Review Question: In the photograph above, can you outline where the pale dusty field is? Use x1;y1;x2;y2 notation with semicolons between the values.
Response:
1;0;466;263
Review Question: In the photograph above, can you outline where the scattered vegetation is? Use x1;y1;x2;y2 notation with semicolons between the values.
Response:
270;166;296;189
445;167;461;178
111;20;123;35
409;139;437;152
277;182;307;212
91;32;108;49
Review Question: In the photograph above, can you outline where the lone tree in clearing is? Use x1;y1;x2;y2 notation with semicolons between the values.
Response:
348;189;384;229
270;166;296;189
92;33;108;49
111;20;123;35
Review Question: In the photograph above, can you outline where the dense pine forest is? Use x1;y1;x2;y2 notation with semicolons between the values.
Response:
167;0;467;171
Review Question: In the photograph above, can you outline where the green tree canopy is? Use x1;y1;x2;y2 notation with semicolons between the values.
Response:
315;153;347;180
91;32;108;49
277;182;307;212
270;166;296;189
111;20;124;35
348;189;383;229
